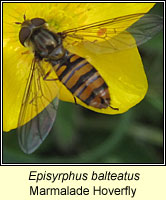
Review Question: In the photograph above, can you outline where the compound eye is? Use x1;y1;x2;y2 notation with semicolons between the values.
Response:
31;18;46;26
19;27;31;46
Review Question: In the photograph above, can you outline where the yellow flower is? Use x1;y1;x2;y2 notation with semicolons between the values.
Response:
3;3;155;131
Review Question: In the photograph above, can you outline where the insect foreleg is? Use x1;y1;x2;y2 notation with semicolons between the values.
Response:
42;69;59;81
43;76;59;82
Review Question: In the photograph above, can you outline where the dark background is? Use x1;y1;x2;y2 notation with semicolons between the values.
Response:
3;3;164;164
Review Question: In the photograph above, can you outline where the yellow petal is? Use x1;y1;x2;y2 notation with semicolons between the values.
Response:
3;3;155;131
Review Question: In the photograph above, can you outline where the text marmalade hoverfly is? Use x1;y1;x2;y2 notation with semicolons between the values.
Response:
14;13;162;154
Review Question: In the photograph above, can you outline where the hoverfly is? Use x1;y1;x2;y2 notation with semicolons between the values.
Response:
15;13;162;154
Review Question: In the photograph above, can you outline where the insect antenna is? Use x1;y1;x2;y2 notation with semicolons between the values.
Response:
15;14;26;25
23;14;26;20
15;22;22;25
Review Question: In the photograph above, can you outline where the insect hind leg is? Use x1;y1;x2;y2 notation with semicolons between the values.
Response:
74;96;78;105
109;105;119;111
104;98;119;110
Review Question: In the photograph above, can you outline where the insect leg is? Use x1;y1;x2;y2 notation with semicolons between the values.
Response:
43;72;59;81
43;69;59;81
74;96;78;105
21;50;30;55
109;105;119;111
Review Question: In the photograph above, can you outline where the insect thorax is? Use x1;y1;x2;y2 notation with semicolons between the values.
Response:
30;28;67;62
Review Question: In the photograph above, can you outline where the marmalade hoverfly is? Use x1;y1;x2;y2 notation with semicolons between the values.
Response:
15;13;162;154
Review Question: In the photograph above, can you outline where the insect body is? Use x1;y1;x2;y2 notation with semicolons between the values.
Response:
54;54;112;109
19;17;114;109
16;14;163;153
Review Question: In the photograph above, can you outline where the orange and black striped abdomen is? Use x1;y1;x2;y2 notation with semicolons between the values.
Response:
54;53;110;109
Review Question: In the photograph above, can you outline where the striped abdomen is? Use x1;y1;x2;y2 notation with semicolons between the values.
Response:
54;53;110;109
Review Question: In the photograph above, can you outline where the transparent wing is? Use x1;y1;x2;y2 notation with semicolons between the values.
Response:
17;59;59;154
62;13;163;54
